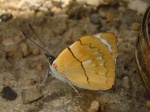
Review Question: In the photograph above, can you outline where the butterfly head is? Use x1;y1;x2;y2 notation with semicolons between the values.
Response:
45;53;56;65
46;53;66;82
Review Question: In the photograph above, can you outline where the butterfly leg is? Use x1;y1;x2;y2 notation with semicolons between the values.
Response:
40;69;51;86
65;78;79;93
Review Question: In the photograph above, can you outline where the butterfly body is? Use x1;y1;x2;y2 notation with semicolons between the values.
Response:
48;32;117;90
50;64;66;82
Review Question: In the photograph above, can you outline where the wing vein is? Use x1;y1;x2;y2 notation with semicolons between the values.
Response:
67;47;90;83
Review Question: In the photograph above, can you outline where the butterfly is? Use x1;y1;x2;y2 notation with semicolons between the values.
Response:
45;32;118;90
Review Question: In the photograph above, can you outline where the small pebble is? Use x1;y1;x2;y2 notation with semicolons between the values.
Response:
36;11;45;17
0;13;13;22
7;2;17;9
90;14;100;25
21;43;31;57
43;1;53;9
32;48;40;55
86;0;100;6
21;87;43;104
131;23;140;31
1;86;17;100
28;10;36;17
39;7;49;13
122;76;131;90
28;1;42;10
146;101;150;110
87;100;100;112
2;38;14;46
36;63;43;72
51;7;61;14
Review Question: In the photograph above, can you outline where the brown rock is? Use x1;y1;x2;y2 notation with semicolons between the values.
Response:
21;43;31;57
122;76;131;90
87;100;100;112
21;87;43;104
36;63;43;72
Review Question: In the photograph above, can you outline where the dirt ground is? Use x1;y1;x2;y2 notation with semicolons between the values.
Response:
0;0;150;112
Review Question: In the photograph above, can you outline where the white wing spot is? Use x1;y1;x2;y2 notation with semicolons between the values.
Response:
93;52;99;55
92;33;112;53
82;60;92;65
96;57;102;60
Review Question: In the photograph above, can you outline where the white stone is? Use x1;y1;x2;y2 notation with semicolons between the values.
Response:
76;0;111;6
128;0;148;15
86;0;100;6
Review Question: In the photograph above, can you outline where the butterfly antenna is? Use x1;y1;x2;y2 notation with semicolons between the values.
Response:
20;30;49;54
28;24;50;53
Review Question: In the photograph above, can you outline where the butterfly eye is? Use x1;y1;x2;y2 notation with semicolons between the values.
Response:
45;53;56;65
52;63;57;68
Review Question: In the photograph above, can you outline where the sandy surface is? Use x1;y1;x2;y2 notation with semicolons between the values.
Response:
0;0;150;112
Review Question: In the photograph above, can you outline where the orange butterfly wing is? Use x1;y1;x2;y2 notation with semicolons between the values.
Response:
53;32;117;90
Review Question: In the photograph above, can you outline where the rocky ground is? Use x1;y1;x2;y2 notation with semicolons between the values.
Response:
0;0;150;112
